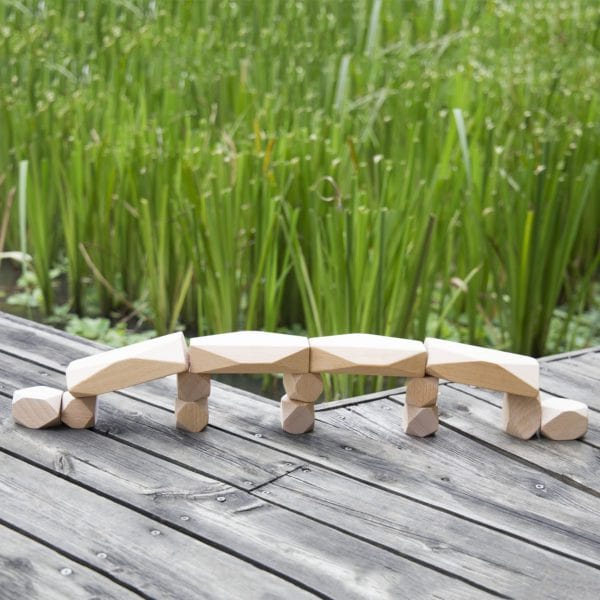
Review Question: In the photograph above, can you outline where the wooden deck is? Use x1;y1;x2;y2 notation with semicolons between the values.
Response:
0;312;598;599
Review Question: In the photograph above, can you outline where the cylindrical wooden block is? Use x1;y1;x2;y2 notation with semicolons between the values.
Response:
175;397;209;433
280;395;314;434
406;376;438;407
282;373;323;403
61;392;97;429
177;372;211;403
502;393;541;440
12;386;62;429
402;404;439;437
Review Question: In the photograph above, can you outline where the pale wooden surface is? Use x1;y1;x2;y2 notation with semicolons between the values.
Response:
1;312;599;599
540;394;588;440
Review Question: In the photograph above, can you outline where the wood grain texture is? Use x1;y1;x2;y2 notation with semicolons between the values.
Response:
66;332;188;397
502;393;541;440
282;373;323;403
540;394;588;441
190;331;309;374
405;376;438;407
309;334;426;376
0;453;315;600
61;391;96;429
539;359;600;411
177;371;211;402
280;395;314;434
12;386;62;429
0;525;141;600
175;397;209;432
425;338;539;396
402;404;439;437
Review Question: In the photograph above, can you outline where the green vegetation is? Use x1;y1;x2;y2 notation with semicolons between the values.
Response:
0;1;599;397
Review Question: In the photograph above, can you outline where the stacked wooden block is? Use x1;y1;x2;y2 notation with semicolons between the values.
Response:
11;331;589;442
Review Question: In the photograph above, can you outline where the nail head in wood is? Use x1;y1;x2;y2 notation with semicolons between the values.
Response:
282;373;323;403
406;376;439;407
540;394;588;441
12;386;62;429
280;395;314;434
502;393;541;440
402;404;439;437
175;397;209;433
61;391;97;429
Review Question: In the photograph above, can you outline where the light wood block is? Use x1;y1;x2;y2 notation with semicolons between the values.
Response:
282;373;323;403
177;372;211;403
540;394;588;440
61;392;96;429
280;395;314;434
424;338;539;396
66;332;188;397
12;386;62;429
502;393;541;440
309;334;426;376
402;404;439;437
406;376;439;407
189;331;309;374
175;397;209;433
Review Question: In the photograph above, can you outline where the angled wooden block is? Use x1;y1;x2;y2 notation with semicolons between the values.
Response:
189;331;309;374
406;376;439;407
280;395;314;434
424;338;539;396
540;394;588;441
66;332;188;397
61;391;97;429
177;372;211;403
12;386;62;429
402;404;439;437
309;334;426;376
175;397;209;433
282;373;323;403
502;393;541;440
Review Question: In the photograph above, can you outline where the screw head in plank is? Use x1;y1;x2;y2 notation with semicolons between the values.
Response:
12;386;62;429
309;334;427;376
189;331;309;374
66;332;188;397
424;338;539;397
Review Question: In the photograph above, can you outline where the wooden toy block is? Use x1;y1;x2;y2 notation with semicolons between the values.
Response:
424;338;539;397
177;372;211;403
280;395;314;434
12;386;62;429
175;397;209;433
540;394;588;440
502;393;541;440
309;334;427;376
282;373;323;403
61;392;96;429
66;332;188;397
189;331;309;374
406;376;439;407
402;404;439;437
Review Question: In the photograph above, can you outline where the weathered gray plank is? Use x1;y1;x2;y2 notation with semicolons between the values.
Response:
443;383;600;450
255;466;600;600
0;406;491;600
0;452;316;600
0;352;303;489
0;525;142;600
539;361;600;411
566;351;600;377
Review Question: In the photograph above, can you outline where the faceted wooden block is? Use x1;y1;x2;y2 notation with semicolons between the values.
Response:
402;404;439;437
177;372;211;403
540;394;588;441
280;395;314;434
61;392;96;429
309;334;427;376
12;386;62;429
67;332;188;397
424;338;539;397
406;376;439;407
282;373;323;403
190;331;309;374
502;393;541;440
175;397;209;433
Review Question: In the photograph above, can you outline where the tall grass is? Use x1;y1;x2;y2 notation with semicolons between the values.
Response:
0;0;598;396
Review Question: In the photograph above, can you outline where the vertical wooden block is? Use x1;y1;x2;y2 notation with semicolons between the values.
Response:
175;397;209;433
66;332;189;397
177;372;211;403
61;392;97;429
282;373;323;403
280;395;314;434
502;393;541;440
540;395;588;440
406;376;438;407
402;404;439;437
12;386;62;429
